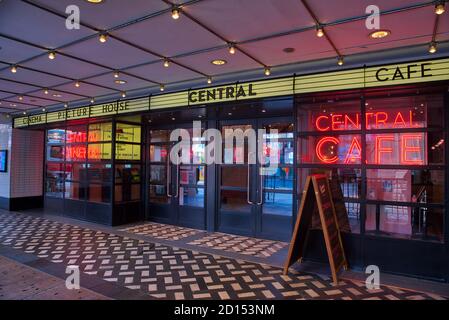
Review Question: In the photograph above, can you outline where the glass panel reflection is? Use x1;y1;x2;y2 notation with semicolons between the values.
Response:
263;193;292;216
263;167;293;191
150;145;169;163
220;190;251;212
150;165;166;185
149;185;169;204
179;187;204;207
221;166;247;188
180;166;205;186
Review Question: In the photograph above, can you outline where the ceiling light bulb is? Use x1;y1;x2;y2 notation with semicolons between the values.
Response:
48;51;56;60
114;71;120;78
121;91;126;98
160;85;165;92
171;7;180;20
99;33;108;43
10;65;17;73
207;77;212;84
64;103;68;108
44;89;49;95
229;44;236;55
264;67;271;76
429;42;437;54
18;96;23;101
23;111;26;115
316;27;324;38
75;81;80;88
163;59;170;68
337;57;344;66
90;99;95;104
435;3;445;15
42;108;46;112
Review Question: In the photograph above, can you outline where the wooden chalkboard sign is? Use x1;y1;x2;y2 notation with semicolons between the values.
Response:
283;174;348;285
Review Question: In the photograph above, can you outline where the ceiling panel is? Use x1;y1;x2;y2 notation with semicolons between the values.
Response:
53;82;117;99
175;47;261;76
0;0;95;48
7;95;57;107
0;67;67;88
437;17;449;42
37;0;170;30
307;0;429;24
185;0;314;42
60;37;159;70
325;7;435;52
24;54;110;80
0;36;46;64
0;79;40;93
86;73;156;92
126;62;201;84
31;88;87;103
2;101;35;110
113;12;224;57
0;91;11;99
240;30;335;67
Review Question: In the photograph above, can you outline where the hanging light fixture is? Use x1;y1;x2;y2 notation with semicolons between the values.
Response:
90;98;95;104
163;59;170;68
435;2;446;15
228;43;236;55
44;88;49;95
99;32;108;43
316;26;324;38
18;96;23;101
114;71;120;78
207;76;212;84
48;50;56;60
64;103;68;108
429;42;437;54
160;84;165;92
75;81;80;88
264;67;271;76
10;65;17;73
121;91;126;98
337;56;344;66
171;6;180;19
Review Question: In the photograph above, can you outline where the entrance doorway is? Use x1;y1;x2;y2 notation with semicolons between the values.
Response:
217;118;295;241
147;123;206;229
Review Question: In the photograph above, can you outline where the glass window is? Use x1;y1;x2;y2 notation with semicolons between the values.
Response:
47;163;65;180
263;167;293;191
366;204;443;241
47;128;65;144
149;165;166;185
180;166;205;186
65;144;87;162
88;184;111;203
149;185;169;204
88;123;112;142
65;163;87;181
88;143;112;160
115;184;140;202
66;125;87;144
45;178;64;198
149;145;169;163
116;164;141;184
65;181;86;200
150;130;170;143
116;123;141;143
263;193;293;216
221;166;247;188
298;135;362;164
179;187;204;207
297;100;361;132
116;143;141;161
87;163;112;183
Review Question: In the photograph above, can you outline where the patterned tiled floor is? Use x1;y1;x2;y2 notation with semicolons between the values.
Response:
187;233;288;258
0;211;446;300
120;222;201;241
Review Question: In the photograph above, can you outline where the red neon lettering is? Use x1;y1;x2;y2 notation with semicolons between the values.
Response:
401;134;424;165
331;114;343;131
375;135;394;164
393;112;407;128
344;137;362;164
375;112;388;128
316;137;339;163
344;114;360;130
316;115;330;131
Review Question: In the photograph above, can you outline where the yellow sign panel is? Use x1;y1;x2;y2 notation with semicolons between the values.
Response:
365;59;449;87
115;143;141;160
12;58;449;129
47;111;66;123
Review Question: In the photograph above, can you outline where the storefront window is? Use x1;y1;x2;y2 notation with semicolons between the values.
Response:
88;123;112;142
297;93;445;241
116;123;141;143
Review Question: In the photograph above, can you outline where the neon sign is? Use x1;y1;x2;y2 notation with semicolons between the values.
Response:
312;109;426;165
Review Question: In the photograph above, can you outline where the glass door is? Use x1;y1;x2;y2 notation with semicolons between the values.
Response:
147;124;206;229
217;118;295;241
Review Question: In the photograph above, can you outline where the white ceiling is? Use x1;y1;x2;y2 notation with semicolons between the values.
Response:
0;0;448;114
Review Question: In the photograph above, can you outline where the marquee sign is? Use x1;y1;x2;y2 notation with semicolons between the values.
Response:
13;58;449;128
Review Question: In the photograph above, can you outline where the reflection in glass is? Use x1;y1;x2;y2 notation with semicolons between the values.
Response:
116;123;141;143
180;166;205;186
115;184;140;202
87;163;112;183
65;163;87;181
150;165;166;184
149;185;169;204
89;184;111;203
88;123;112;142
220;191;251;212
65;181;86;200
263;193;292;216
116;164;141;183
263;141;294;165
150;145;169;163
150;130;170;143
221;166;247;188
263;167;293;191
45;179;64;198
179;187;204;207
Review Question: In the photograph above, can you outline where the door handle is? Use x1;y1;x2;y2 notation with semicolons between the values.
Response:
174;165;180;198
247;162;254;205
166;155;172;198
257;168;264;205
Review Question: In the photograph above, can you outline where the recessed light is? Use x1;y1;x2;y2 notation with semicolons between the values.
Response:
99;33;108;43
171;7;180;20
11;104;17;107
85;0;104;3
369;30;391;39
52;94;62;98
114;79;127;85
211;59;227;66
283;47;295;53
10;65;17;73
48;51;56;60
163;59;170;68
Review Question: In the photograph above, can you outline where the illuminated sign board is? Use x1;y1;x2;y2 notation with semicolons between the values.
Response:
13;58;449;128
